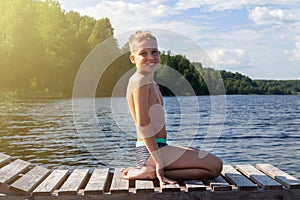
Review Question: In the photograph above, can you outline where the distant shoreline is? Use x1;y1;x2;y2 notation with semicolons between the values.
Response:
1;90;299;103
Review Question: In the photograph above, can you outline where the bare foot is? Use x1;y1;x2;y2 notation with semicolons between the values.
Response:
121;167;140;177
122;166;156;180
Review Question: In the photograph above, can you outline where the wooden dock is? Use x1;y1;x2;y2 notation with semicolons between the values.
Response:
0;152;299;200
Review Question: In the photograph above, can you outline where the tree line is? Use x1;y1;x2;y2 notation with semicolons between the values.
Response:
0;0;299;99
158;52;300;95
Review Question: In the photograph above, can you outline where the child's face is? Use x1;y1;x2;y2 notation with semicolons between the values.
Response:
130;38;160;74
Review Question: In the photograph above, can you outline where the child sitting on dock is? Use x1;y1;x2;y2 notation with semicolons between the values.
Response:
122;31;222;184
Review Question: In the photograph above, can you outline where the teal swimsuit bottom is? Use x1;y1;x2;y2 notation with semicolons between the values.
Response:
136;138;168;167
136;138;167;147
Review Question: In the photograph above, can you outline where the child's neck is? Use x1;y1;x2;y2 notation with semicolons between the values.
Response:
136;69;154;81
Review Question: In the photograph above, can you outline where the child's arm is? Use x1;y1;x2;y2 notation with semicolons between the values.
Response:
143;136;176;184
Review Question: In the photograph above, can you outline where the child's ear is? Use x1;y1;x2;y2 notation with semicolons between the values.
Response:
129;54;135;64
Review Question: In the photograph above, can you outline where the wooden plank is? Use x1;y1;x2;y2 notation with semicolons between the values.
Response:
10;166;50;194
32;169;69;196
0;159;31;184
237;164;282;190
206;175;232;191
184;180;206;192
0;153;11;166
161;183;181;192
135;180;154;193
256;164;300;189
84;168;109;195
222;165;257;190
110;168;129;194
58;169;90;196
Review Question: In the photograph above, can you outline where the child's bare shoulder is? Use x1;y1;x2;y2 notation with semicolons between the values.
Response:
127;73;153;98
129;73;151;87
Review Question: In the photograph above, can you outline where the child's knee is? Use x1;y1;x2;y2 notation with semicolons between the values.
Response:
212;157;223;177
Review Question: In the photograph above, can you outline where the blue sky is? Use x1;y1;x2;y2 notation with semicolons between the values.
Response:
57;0;300;79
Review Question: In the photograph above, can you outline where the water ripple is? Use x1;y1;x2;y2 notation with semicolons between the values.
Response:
0;95;299;178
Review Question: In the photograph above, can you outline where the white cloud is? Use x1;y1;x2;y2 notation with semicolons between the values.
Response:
249;6;300;25
208;49;251;68
58;0;300;79
292;40;300;60
75;0;181;35
175;0;246;11
73;0;209;51
175;0;300;11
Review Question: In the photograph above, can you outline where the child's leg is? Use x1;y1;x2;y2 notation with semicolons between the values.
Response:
146;145;222;179
123;146;222;180
164;168;215;180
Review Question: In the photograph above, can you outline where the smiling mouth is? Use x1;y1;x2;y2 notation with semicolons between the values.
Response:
147;63;156;67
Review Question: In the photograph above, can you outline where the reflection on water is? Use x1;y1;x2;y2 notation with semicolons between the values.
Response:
0;95;299;178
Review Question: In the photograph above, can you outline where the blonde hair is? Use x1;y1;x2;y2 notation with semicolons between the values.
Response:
129;31;157;52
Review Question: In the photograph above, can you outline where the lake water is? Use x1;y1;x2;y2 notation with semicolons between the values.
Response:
0;95;299;179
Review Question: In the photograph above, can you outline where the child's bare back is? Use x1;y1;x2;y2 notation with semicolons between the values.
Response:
126;72;167;140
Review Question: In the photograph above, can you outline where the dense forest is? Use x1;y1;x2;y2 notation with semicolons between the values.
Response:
0;0;130;98
0;0;299;100
158;52;300;96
